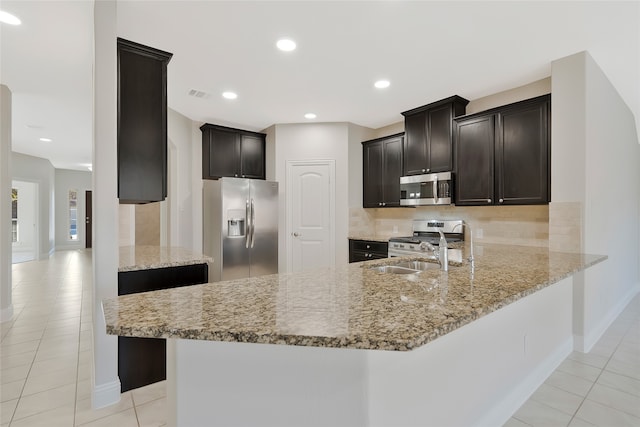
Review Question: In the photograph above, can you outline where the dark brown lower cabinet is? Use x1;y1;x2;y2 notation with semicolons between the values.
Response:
118;263;208;392
349;239;388;263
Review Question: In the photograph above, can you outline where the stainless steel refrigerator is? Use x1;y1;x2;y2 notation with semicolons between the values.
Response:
203;178;278;282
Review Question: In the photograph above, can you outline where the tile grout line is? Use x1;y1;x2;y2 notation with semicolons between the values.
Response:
566;313;638;426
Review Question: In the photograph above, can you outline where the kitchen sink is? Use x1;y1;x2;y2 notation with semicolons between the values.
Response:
369;260;442;274
392;261;441;271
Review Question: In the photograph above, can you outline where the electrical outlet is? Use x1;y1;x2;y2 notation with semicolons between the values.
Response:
476;228;484;239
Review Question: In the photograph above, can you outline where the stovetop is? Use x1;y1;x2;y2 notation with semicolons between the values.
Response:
389;234;463;246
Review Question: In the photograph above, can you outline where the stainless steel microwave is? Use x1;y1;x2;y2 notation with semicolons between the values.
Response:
400;171;453;206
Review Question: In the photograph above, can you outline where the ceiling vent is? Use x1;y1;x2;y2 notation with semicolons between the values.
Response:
188;89;210;99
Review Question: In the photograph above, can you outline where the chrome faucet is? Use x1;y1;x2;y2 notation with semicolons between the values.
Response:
452;221;475;269
436;229;448;272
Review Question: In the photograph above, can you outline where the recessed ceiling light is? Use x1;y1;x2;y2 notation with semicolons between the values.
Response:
374;80;390;89
222;91;238;100
39;137;52;142
276;38;296;52
304;113;317;119
0;10;21;26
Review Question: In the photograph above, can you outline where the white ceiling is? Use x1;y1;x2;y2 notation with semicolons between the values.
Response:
2;1;638;172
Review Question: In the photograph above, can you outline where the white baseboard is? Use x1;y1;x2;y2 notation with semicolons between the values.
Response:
91;379;121;410
477;337;573;427
575;284;640;353
0;304;14;322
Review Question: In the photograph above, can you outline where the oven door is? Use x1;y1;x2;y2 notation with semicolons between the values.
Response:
400;172;452;206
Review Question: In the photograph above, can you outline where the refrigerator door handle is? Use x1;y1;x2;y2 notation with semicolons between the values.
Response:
250;198;256;248
245;199;251;249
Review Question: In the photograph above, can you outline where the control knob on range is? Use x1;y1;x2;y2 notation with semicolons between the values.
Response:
419;242;429;251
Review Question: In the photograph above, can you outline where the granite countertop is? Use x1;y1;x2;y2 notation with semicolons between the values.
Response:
118;245;213;272
104;244;606;351
348;234;395;243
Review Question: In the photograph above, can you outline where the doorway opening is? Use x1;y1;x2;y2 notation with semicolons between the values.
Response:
11;180;38;264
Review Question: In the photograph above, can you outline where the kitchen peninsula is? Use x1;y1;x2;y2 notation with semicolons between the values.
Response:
104;244;605;426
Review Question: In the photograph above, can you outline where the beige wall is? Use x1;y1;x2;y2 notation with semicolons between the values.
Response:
350;205;549;247
466;78;551;115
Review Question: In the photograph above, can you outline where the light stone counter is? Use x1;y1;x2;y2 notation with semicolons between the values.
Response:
118;245;213;272
348;234;394;243
105;243;605;351
104;243;606;427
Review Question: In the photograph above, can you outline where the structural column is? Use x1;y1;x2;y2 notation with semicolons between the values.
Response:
92;0;120;408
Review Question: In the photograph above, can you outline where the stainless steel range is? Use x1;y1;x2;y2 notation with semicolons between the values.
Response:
388;219;464;258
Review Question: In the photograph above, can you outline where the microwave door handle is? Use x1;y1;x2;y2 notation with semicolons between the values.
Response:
245;199;251;249
433;176;439;204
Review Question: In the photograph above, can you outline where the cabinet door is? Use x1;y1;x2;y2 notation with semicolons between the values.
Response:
428;104;453;173
118;41;171;203
204;127;240;179
363;141;384;208
496;99;550;205
382;136;403;206
240;134;265;179
454;115;495;206
403;112;428;175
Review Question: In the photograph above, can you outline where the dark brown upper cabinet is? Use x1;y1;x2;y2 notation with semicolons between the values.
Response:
201;124;266;180
401;96;469;176
454;94;551;206
117;38;172;204
362;133;404;208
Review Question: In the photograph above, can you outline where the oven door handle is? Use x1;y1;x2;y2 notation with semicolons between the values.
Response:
433;176;439;204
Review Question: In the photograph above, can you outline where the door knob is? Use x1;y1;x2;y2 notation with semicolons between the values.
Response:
292;232;301;237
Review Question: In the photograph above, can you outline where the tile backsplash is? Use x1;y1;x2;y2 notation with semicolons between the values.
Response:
350;204;550;247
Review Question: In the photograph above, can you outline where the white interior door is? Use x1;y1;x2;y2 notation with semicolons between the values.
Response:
286;160;335;273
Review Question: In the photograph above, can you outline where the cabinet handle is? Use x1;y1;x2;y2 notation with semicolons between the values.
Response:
378;202;382;206
382;202;386;206
421;169;426;173
487;199;492;203
292;232;301;237
234;174;238;177
242;175;245;178
499;198;504;203
426;168;430;172
366;245;370;249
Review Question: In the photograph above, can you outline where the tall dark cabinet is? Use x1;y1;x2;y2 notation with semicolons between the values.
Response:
201;124;266;180
362;133;404;208
454;94;551;206
401;96;469;176
117;38;173;204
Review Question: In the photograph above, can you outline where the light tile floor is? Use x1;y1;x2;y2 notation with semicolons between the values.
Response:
1;250;166;427
505;293;640;427
1;249;638;426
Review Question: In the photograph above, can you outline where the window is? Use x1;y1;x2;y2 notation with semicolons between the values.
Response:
11;188;18;243
69;190;78;241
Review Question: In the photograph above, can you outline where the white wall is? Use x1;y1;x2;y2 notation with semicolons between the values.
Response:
11;152;55;259
191;122;203;252
1;85;13;321
167;108;195;250
551;51;640;351
55;169;92;250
